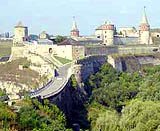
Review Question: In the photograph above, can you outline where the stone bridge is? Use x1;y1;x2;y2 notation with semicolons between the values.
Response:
1;43;158;100
30;55;107;99
29;44;160;99
30;62;72;99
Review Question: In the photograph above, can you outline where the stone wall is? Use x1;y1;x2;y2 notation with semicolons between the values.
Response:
72;45;85;60
10;46;28;60
85;45;118;56
118;45;159;55
85;45;159;57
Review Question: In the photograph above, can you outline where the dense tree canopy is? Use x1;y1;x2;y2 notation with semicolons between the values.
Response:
90;63;142;111
0;99;72;131
86;63;160;131
0;102;16;130
17;99;71;131
120;100;160;131
137;66;160;101
88;102;120;131
55;35;67;44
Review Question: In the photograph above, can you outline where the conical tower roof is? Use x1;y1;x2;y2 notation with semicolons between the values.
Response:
17;21;23;26
140;6;149;25
15;21;26;28
71;17;79;31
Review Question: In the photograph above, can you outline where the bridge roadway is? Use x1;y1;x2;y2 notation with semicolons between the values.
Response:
30;63;72;99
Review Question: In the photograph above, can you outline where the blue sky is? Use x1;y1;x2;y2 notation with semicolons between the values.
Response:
0;0;159;35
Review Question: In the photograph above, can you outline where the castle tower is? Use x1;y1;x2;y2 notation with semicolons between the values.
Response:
70;17;80;37
103;21;114;45
95;21;115;45
39;31;49;39
13;21;28;45
139;7;151;44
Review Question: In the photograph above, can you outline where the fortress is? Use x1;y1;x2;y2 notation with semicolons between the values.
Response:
11;7;156;62
4;7;160;100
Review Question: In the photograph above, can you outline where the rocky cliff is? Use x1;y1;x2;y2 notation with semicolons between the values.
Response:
109;54;160;73
48;77;89;129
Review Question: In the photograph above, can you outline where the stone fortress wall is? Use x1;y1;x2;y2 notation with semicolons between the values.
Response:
11;44;160;61
11;44;85;61
10;43;160;85
71;44;160;84
85;44;160;56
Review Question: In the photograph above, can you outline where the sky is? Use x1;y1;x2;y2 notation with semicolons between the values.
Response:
0;0;159;35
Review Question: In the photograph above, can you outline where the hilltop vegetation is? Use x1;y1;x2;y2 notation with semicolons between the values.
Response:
0;99;72;131
85;63;160;131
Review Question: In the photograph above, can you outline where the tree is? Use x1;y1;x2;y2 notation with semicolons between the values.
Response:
120;99;160;131
137;65;160;101
0;102;16;130
86;64;160;130
90;67;141;111
88;102;119;131
55;35;67;43
18;105;41;130
17;99;71;131
93;110;119;131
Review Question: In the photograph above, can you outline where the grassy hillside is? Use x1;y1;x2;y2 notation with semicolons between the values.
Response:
0;41;13;57
54;56;72;64
0;58;41;88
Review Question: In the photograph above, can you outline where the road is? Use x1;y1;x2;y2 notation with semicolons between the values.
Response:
30;63;72;99
0;56;10;62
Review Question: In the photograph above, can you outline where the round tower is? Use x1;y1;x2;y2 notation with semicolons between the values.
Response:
102;21;114;45
139;7;150;44
70;17;79;37
13;21;28;45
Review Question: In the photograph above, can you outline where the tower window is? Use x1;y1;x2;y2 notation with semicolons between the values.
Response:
49;48;53;53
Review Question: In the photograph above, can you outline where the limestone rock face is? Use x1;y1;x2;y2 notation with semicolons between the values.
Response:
0;81;29;100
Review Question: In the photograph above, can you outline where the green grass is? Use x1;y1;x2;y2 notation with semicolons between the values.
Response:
54;56;72;64
0;89;6;96
0;41;13;57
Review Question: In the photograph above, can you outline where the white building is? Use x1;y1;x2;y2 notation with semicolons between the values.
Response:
95;21;115;45
95;7;152;45
118;27;139;37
